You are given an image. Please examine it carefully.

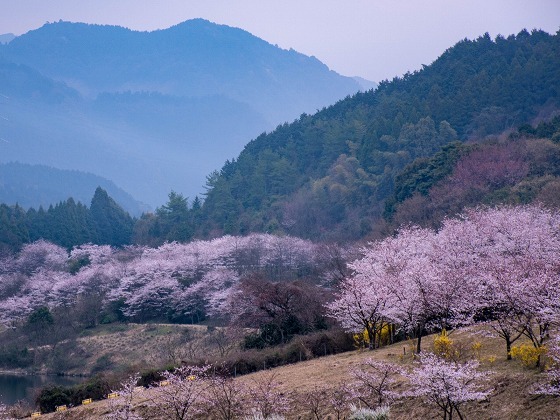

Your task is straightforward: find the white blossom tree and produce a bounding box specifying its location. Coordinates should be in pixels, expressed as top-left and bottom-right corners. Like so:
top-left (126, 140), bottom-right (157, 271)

top-left (247, 372), bottom-right (291, 418)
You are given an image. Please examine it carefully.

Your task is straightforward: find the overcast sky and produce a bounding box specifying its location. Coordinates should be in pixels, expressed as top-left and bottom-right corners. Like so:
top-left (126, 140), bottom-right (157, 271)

top-left (1, 0), bottom-right (559, 81)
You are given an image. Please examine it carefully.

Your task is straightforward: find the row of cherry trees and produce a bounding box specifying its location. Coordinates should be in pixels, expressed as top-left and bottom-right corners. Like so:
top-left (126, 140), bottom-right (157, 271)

top-left (0, 233), bottom-right (336, 328)
top-left (327, 205), bottom-right (560, 359)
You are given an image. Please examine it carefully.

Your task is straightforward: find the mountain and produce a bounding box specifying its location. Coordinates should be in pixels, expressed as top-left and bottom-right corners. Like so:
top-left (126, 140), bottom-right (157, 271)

top-left (0, 162), bottom-right (147, 216)
top-left (0, 20), bottom-right (362, 207)
top-left (1, 19), bottom-right (361, 124)
top-left (196, 30), bottom-right (560, 241)
top-left (0, 33), bottom-right (14, 44)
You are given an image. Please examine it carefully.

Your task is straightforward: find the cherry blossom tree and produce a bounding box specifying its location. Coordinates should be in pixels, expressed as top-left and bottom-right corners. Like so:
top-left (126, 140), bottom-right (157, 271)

top-left (349, 359), bottom-right (402, 408)
top-left (297, 385), bottom-right (331, 420)
top-left (329, 205), bottom-right (560, 359)
top-left (404, 353), bottom-right (492, 420)
top-left (202, 375), bottom-right (248, 419)
top-left (16, 240), bottom-right (68, 275)
top-left (148, 365), bottom-right (211, 420)
top-left (330, 227), bottom-right (439, 353)
top-left (107, 373), bottom-right (143, 420)
top-left (462, 206), bottom-right (560, 362)
top-left (0, 401), bottom-right (12, 419)
top-left (325, 272), bottom-right (391, 350)
top-left (247, 372), bottom-right (291, 418)
top-left (533, 335), bottom-right (560, 396)
top-left (0, 234), bottom-right (356, 331)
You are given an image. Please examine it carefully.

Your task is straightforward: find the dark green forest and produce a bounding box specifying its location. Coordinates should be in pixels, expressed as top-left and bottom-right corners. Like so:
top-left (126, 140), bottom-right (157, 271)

top-left (1, 29), bottom-right (560, 250)
top-left (0, 187), bottom-right (133, 252)
top-left (195, 29), bottom-right (560, 241)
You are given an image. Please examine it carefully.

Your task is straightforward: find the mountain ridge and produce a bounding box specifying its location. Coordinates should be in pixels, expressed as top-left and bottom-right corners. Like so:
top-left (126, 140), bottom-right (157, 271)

top-left (0, 162), bottom-right (148, 216)
top-left (0, 19), bottom-right (361, 123)
top-left (0, 19), bottom-right (363, 207)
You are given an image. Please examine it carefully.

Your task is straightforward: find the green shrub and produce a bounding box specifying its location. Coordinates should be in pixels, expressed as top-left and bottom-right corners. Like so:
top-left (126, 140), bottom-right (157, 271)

top-left (138, 368), bottom-right (165, 387)
top-left (91, 354), bottom-right (114, 374)
top-left (0, 346), bottom-right (33, 368)
top-left (221, 329), bottom-right (354, 376)
top-left (36, 376), bottom-right (113, 413)
top-left (36, 385), bottom-right (72, 413)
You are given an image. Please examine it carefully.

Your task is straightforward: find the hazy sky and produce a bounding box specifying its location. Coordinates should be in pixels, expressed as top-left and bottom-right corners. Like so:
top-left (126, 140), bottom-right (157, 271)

top-left (1, 0), bottom-right (559, 81)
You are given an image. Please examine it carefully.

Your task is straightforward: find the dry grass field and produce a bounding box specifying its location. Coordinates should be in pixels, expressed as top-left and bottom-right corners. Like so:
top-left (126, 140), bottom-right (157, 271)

top-left (46, 322), bottom-right (241, 376)
top-left (31, 325), bottom-right (560, 419)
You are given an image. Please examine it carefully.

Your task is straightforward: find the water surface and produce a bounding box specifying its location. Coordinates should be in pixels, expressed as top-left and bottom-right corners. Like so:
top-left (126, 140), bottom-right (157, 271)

top-left (0, 373), bottom-right (83, 406)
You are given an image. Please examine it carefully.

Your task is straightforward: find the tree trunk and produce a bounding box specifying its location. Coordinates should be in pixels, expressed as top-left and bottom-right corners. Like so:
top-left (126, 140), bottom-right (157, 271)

top-left (416, 326), bottom-right (423, 354)
top-left (368, 328), bottom-right (375, 350)
top-left (506, 337), bottom-right (512, 360)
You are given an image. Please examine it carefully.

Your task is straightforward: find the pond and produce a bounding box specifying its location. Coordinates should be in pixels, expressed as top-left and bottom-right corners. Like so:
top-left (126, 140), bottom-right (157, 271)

top-left (0, 373), bottom-right (84, 406)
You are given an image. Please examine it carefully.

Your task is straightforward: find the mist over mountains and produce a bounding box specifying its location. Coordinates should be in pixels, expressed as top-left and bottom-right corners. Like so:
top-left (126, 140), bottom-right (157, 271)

top-left (0, 19), bottom-right (364, 208)
top-left (0, 162), bottom-right (147, 216)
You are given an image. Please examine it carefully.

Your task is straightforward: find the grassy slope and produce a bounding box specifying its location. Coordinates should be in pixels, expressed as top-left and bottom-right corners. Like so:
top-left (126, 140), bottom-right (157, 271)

top-left (37, 326), bottom-right (559, 419)
top-left (44, 323), bottom-right (235, 376)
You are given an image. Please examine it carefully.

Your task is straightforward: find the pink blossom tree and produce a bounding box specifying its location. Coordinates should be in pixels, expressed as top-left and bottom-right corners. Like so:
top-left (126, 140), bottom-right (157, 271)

top-left (533, 335), bottom-right (560, 396)
top-left (349, 359), bottom-right (402, 408)
top-left (107, 373), bottom-right (143, 420)
top-left (329, 227), bottom-right (439, 353)
top-left (202, 375), bottom-right (248, 419)
top-left (0, 234), bottom-right (337, 329)
top-left (247, 372), bottom-right (291, 418)
top-left (148, 365), bottom-right (211, 420)
top-left (325, 271), bottom-right (391, 350)
top-left (463, 206), bottom-right (560, 362)
top-left (404, 353), bottom-right (492, 420)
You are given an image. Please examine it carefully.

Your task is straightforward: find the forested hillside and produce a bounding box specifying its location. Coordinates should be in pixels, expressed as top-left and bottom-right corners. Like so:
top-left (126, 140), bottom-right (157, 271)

top-left (0, 187), bottom-right (134, 251)
top-left (194, 30), bottom-right (560, 241)
top-left (384, 124), bottom-right (560, 230)
top-left (0, 20), bottom-right (361, 207)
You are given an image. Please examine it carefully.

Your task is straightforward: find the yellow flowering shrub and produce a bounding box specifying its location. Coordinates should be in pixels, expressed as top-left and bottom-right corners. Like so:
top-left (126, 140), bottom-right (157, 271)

top-left (433, 330), bottom-right (460, 360)
top-left (510, 344), bottom-right (547, 367)
top-left (471, 341), bottom-right (482, 359)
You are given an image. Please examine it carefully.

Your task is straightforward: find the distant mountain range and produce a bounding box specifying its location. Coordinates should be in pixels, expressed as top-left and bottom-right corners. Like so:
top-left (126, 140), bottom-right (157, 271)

top-left (0, 162), bottom-right (147, 216)
top-left (0, 20), bottom-right (368, 207)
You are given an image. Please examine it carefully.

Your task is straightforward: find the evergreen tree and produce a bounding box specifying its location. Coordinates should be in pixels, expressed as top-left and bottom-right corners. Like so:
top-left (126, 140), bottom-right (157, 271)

top-left (0, 203), bottom-right (29, 252)
top-left (155, 191), bottom-right (192, 242)
top-left (90, 187), bottom-right (133, 246)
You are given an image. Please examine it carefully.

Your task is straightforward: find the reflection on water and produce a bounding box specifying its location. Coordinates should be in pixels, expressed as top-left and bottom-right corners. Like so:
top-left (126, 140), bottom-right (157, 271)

top-left (0, 374), bottom-right (84, 406)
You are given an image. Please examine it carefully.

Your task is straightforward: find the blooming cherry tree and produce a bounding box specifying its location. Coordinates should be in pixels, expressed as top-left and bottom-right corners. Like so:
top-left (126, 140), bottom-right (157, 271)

top-left (533, 335), bottom-right (560, 396)
top-left (404, 353), bottom-right (492, 420)
top-left (148, 365), bottom-right (211, 420)
top-left (350, 359), bottom-right (402, 408)
top-left (463, 206), bottom-right (560, 361)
